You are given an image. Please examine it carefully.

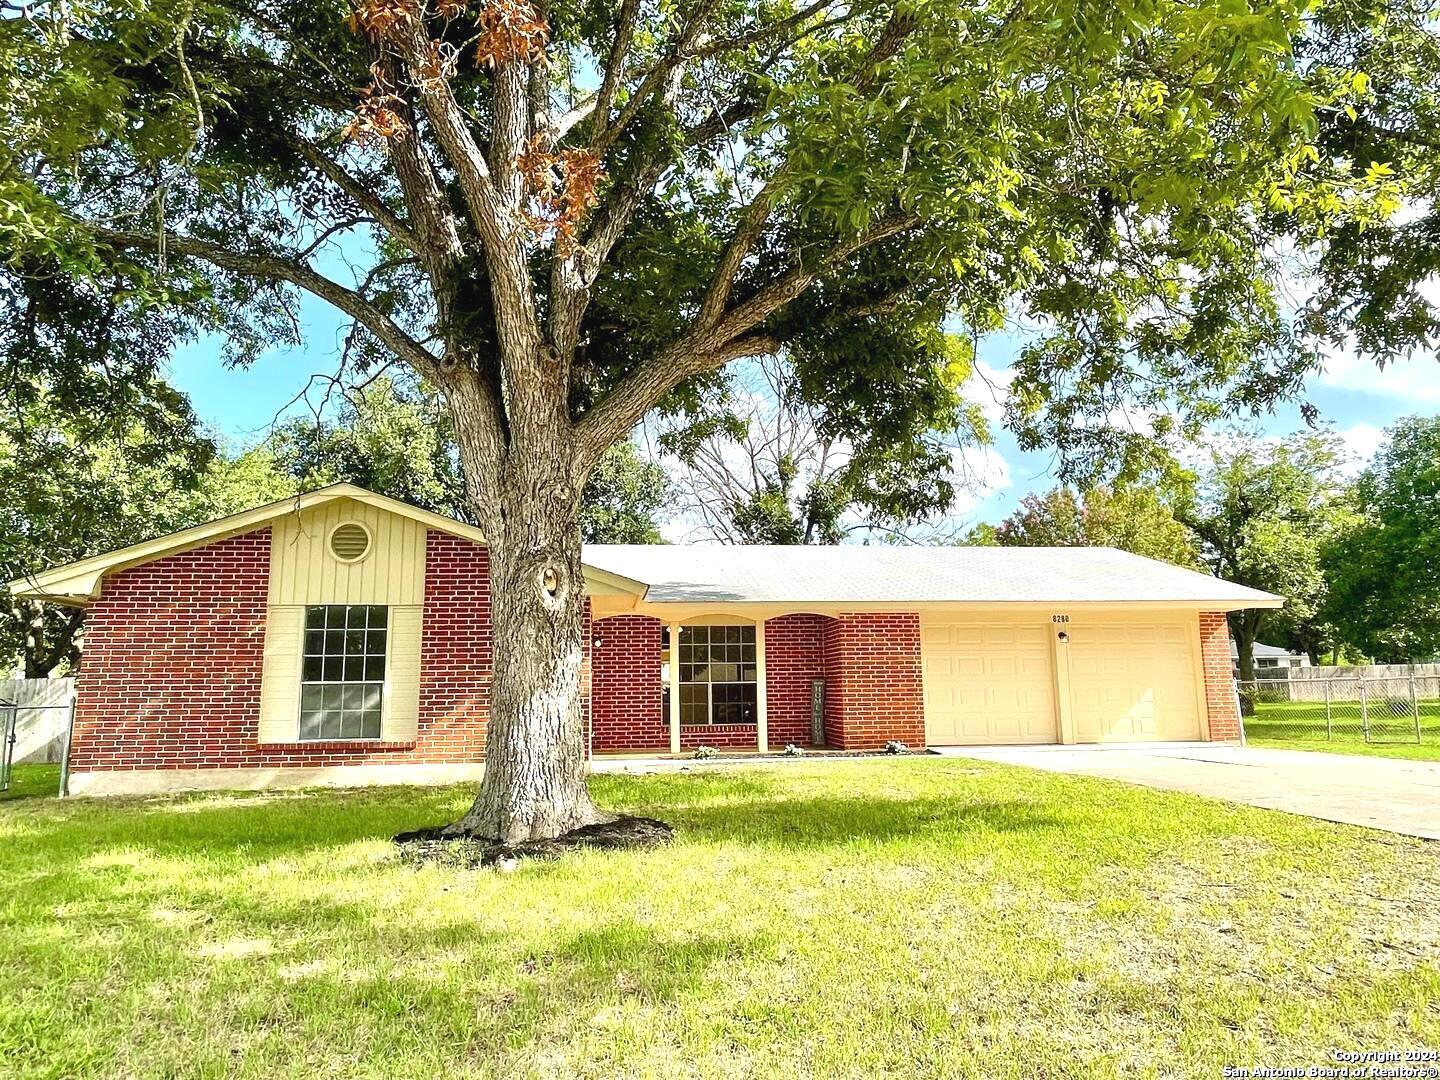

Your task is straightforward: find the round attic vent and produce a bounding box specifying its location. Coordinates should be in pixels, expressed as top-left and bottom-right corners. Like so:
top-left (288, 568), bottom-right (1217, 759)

top-left (329, 522), bottom-right (371, 563)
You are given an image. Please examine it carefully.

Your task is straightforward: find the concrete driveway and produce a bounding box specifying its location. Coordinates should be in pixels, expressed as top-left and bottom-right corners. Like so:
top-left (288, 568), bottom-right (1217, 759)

top-left (933, 743), bottom-right (1440, 840)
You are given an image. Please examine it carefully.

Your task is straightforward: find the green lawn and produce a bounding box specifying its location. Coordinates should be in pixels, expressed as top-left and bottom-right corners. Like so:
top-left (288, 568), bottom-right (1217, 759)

top-left (0, 762), bottom-right (60, 802)
top-left (1245, 698), bottom-right (1440, 761)
top-left (1, 760), bottom-right (1436, 1079)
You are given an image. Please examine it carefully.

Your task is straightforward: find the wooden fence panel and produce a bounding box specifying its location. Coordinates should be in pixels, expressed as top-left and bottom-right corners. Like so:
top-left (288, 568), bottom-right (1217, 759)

top-left (1264, 664), bottom-right (1440, 702)
top-left (0, 678), bottom-right (76, 763)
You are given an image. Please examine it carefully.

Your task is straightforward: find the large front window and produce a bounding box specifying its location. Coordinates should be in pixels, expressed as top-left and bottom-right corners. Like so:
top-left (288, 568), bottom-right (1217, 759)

top-left (300, 605), bottom-right (387, 740)
top-left (678, 624), bottom-right (757, 725)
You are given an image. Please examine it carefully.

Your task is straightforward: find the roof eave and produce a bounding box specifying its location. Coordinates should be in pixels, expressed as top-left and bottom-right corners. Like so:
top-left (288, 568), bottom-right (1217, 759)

top-left (8, 482), bottom-right (650, 604)
top-left (622, 596), bottom-right (1286, 611)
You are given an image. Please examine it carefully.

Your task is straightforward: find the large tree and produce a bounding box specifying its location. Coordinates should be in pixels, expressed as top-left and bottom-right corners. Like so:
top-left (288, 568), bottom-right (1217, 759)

top-left (1176, 429), bottom-right (1354, 679)
top-left (989, 486), bottom-right (1199, 565)
top-left (1323, 415), bottom-right (1440, 662)
top-left (654, 353), bottom-right (982, 543)
top-left (0, 382), bottom-right (221, 677)
top-left (265, 376), bottom-right (669, 538)
top-left (0, 0), bottom-right (1412, 838)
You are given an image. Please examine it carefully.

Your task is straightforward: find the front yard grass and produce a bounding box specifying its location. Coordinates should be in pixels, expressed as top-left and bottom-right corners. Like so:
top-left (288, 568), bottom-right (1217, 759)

top-left (1, 759), bottom-right (1436, 1078)
top-left (1245, 698), bottom-right (1440, 761)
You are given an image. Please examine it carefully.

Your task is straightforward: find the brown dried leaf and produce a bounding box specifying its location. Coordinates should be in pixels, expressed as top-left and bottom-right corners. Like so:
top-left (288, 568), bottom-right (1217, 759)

top-left (516, 134), bottom-right (603, 253)
top-left (474, 0), bottom-right (549, 68)
top-left (344, 71), bottom-right (409, 148)
top-left (347, 0), bottom-right (420, 41)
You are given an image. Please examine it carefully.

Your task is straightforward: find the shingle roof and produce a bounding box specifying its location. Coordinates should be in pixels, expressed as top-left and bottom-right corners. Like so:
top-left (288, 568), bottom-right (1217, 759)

top-left (1229, 641), bottom-right (1300, 658)
top-left (580, 544), bottom-right (1281, 607)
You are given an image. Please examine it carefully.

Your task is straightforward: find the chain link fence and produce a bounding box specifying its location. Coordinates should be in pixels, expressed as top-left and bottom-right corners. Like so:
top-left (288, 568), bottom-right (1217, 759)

top-left (1238, 671), bottom-right (1440, 748)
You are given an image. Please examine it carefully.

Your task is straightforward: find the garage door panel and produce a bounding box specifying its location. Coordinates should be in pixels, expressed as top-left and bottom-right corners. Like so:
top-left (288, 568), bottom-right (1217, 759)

top-left (1068, 621), bottom-right (1200, 742)
top-left (923, 618), bottom-right (1056, 745)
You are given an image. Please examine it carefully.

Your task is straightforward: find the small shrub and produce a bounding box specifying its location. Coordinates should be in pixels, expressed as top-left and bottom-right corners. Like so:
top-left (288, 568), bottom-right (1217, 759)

top-left (693, 745), bottom-right (719, 760)
top-left (782, 743), bottom-right (804, 757)
top-left (883, 740), bottom-right (908, 755)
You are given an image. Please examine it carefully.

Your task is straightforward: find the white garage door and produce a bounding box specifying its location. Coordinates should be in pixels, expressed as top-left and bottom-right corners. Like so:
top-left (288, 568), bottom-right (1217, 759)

top-left (1067, 621), bottom-right (1203, 742)
top-left (922, 619), bottom-right (1057, 745)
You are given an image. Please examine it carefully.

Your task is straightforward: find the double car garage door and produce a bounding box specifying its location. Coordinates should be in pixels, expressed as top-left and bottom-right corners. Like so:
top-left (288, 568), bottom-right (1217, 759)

top-left (922, 615), bottom-right (1205, 745)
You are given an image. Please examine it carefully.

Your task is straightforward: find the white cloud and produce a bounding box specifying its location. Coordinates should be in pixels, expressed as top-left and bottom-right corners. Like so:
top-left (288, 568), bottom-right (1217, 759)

top-left (1337, 422), bottom-right (1385, 476)
top-left (947, 444), bottom-right (1011, 514)
top-left (1315, 350), bottom-right (1440, 404)
top-left (961, 362), bottom-right (1015, 425)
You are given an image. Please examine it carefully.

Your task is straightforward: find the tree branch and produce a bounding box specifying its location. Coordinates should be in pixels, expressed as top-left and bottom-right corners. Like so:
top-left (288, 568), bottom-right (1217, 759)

top-left (691, 0), bottom-right (842, 60)
top-left (575, 333), bottom-right (779, 472)
top-left (574, 211), bottom-right (920, 471)
top-left (692, 8), bottom-right (917, 329)
top-left (90, 226), bottom-right (444, 380)
top-left (552, 95), bottom-right (597, 142)
top-left (491, 60), bottom-right (530, 206)
top-left (711, 212), bottom-right (921, 340)
top-left (589, 0), bottom-right (724, 157)
top-left (697, 166), bottom-right (791, 327)
top-left (589, 0), bottom-right (641, 139)
top-left (398, 30), bottom-right (541, 363)
top-left (294, 139), bottom-right (423, 255)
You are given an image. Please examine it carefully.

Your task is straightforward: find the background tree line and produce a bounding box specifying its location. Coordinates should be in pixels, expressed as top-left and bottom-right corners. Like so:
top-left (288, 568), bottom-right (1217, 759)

top-left (1, 374), bottom-right (670, 678)
top-left (963, 418), bottom-right (1440, 677)
top-left (5, 361), bottom-right (1437, 681)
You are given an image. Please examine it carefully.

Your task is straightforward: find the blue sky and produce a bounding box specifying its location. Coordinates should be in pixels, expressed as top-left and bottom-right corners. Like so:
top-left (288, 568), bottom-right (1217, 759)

top-left (167, 299), bottom-right (1437, 527)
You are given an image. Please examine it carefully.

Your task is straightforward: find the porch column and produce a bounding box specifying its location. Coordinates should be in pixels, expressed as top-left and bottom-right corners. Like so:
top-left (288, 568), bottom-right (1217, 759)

top-left (668, 622), bottom-right (681, 755)
top-left (756, 619), bottom-right (769, 753)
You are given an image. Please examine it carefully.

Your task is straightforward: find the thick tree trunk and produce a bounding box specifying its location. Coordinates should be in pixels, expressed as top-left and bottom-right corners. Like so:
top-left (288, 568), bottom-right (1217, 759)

top-left (21, 602), bottom-right (82, 679)
top-left (1230, 611), bottom-right (1258, 684)
top-left (1229, 610), bottom-right (1260, 717)
top-left (441, 375), bottom-right (612, 843)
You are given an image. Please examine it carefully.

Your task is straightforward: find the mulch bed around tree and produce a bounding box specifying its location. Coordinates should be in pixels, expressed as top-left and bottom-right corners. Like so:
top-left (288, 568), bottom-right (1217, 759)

top-left (393, 816), bottom-right (674, 869)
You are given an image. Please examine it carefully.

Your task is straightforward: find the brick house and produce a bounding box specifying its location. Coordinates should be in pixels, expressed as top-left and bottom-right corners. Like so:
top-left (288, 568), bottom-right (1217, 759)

top-left (9, 485), bottom-right (1279, 796)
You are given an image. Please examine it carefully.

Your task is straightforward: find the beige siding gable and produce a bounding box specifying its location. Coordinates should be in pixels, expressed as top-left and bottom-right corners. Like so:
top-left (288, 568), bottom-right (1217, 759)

top-left (268, 497), bottom-right (426, 606)
top-left (260, 498), bottom-right (430, 744)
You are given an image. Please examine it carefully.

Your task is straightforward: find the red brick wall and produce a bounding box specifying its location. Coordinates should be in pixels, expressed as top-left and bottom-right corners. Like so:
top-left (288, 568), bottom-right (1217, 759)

top-left (764, 614), bottom-right (825, 747)
top-left (414, 531), bottom-right (492, 760)
top-left (1199, 611), bottom-right (1241, 741)
top-left (590, 615), bottom-right (666, 751)
top-left (821, 613), bottom-right (925, 750)
top-left (680, 724), bottom-right (757, 750)
top-left (70, 527), bottom-right (499, 774)
top-left (70, 532), bottom-right (273, 772)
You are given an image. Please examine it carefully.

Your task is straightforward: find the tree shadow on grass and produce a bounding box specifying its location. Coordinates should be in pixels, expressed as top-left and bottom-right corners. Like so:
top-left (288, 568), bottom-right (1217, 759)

top-left (235, 917), bottom-right (777, 1065)
top-left (0, 787), bottom-right (474, 882)
top-left (668, 793), bottom-right (1065, 849)
top-left (7, 764), bottom-right (1058, 873)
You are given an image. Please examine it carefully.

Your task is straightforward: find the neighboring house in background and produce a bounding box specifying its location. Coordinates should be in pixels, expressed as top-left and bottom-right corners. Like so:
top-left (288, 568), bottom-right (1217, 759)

top-left (8, 485), bottom-right (1280, 796)
top-left (1230, 640), bottom-right (1310, 676)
